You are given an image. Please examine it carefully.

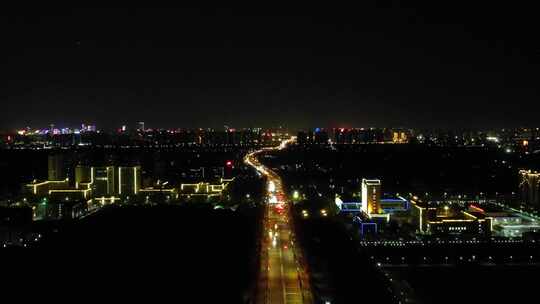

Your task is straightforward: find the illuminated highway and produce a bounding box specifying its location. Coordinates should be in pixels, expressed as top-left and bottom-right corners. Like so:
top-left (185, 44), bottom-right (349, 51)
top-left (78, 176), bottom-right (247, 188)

top-left (245, 138), bottom-right (312, 304)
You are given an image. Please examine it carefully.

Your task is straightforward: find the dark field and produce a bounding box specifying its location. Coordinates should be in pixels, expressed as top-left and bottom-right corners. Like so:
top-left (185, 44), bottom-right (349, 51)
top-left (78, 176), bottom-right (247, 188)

top-left (1, 204), bottom-right (260, 303)
top-left (295, 217), bottom-right (394, 304)
top-left (390, 265), bottom-right (540, 304)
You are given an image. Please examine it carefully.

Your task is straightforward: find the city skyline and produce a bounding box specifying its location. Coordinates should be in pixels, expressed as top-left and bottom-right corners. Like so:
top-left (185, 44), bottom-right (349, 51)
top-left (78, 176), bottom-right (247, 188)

top-left (3, 122), bottom-right (540, 133)
top-left (2, 5), bottom-right (540, 304)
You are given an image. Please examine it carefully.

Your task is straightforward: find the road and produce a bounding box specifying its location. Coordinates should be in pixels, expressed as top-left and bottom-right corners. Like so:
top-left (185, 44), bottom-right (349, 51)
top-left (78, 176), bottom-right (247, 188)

top-left (245, 138), bottom-right (312, 304)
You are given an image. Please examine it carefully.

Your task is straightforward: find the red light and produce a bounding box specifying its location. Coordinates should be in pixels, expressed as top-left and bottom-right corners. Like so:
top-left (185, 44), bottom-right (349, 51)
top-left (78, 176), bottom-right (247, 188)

top-left (469, 205), bottom-right (485, 213)
top-left (226, 161), bottom-right (233, 166)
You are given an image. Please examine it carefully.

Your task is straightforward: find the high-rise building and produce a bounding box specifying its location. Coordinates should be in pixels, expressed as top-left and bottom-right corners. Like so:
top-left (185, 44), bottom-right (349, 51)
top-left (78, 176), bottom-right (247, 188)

top-left (362, 179), bottom-right (382, 214)
top-left (334, 128), bottom-right (358, 144)
top-left (297, 131), bottom-right (308, 144)
top-left (118, 166), bottom-right (141, 196)
top-left (75, 165), bottom-right (92, 188)
top-left (314, 128), bottom-right (328, 144)
top-left (93, 166), bottom-right (116, 197)
top-left (391, 129), bottom-right (409, 143)
top-left (75, 165), bottom-right (141, 196)
top-left (48, 154), bottom-right (65, 181)
top-left (520, 170), bottom-right (540, 209)
top-left (207, 166), bottom-right (224, 179)
top-left (138, 122), bottom-right (145, 132)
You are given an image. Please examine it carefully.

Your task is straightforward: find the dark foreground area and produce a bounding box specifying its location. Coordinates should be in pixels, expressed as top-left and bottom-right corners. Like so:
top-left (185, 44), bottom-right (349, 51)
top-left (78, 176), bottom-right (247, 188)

top-left (391, 264), bottom-right (540, 304)
top-left (295, 217), bottom-right (394, 304)
top-left (1, 204), bottom-right (260, 303)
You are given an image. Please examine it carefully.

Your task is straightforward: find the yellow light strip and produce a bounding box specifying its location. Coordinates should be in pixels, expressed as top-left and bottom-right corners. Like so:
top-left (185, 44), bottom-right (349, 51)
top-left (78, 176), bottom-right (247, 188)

top-left (27, 178), bottom-right (69, 194)
top-left (118, 167), bottom-right (122, 195)
top-left (428, 219), bottom-right (475, 223)
top-left (49, 189), bottom-right (91, 199)
top-left (49, 189), bottom-right (90, 193)
top-left (139, 188), bottom-right (176, 193)
top-left (462, 211), bottom-right (478, 220)
top-left (134, 167), bottom-right (138, 194)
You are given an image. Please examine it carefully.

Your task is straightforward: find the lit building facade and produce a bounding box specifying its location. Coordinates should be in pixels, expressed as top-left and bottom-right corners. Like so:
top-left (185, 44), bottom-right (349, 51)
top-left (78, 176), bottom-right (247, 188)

top-left (380, 197), bottom-right (409, 212)
top-left (426, 209), bottom-right (492, 236)
top-left (118, 166), bottom-right (141, 196)
top-left (75, 165), bottom-right (92, 188)
top-left (362, 179), bottom-right (382, 214)
top-left (392, 130), bottom-right (409, 143)
top-left (93, 166), bottom-right (116, 197)
top-left (23, 160), bottom-right (233, 220)
top-left (409, 199), bottom-right (492, 236)
top-left (76, 165), bottom-right (141, 196)
top-left (520, 170), bottom-right (540, 209)
top-left (26, 179), bottom-right (70, 196)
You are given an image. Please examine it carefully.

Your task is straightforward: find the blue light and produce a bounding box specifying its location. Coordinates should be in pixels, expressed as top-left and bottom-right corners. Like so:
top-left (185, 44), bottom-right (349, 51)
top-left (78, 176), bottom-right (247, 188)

top-left (339, 202), bottom-right (362, 212)
top-left (360, 222), bottom-right (378, 235)
top-left (380, 197), bottom-right (409, 212)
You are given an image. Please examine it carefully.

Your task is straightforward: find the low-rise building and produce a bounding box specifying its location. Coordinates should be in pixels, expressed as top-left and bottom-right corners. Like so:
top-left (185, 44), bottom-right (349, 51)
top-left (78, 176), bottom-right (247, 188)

top-left (410, 200), bottom-right (492, 236)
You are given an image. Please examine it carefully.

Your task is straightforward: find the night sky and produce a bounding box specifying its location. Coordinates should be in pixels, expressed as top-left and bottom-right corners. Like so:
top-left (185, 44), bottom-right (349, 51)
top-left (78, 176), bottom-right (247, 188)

top-left (1, 4), bottom-right (539, 130)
